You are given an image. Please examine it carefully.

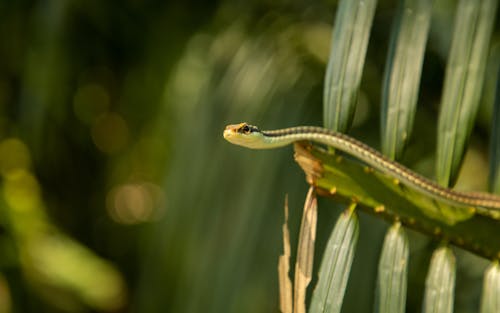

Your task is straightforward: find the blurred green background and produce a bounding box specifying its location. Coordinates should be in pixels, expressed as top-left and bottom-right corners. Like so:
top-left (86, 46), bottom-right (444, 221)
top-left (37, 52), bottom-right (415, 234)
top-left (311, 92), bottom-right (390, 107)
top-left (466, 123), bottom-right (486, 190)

top-left (0, 0), bottom-right (498, 312)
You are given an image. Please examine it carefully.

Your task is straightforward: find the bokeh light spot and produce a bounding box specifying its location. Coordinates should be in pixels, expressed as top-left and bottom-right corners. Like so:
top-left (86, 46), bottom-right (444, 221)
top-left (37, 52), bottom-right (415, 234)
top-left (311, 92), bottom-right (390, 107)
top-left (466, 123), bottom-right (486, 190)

top-left (23, 236), bottom-right (125, 311)
top-left (91, 113), bottom-right (129, 154)
top-left (3, 169), bottom-right (41, 212)
top-left (107, 182), bottom-right (165, 224)
top-left (0, 138), bottom-right (31, 177)
top-left (0, 275), bottom-right (11, 313)
top-left (301, 23), bottom-right (331, 63)
top-left (73, 83), bottom-right (110, 124)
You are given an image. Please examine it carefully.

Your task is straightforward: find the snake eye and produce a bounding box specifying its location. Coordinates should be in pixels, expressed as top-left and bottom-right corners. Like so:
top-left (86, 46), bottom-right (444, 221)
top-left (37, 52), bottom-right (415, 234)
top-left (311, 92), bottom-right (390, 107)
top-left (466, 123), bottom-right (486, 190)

top-left (241, 125), bottom-right (251, 134)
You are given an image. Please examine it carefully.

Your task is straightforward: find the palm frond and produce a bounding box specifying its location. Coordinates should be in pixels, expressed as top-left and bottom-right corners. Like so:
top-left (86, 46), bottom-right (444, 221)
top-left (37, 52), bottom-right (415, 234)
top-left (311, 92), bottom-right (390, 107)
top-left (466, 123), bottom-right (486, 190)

top-left (381, 0), bottom-right (432, 160)
top-left (323, 0), bottom-right (377, 132)
top-left (436, 0), bottom-right (498, 186)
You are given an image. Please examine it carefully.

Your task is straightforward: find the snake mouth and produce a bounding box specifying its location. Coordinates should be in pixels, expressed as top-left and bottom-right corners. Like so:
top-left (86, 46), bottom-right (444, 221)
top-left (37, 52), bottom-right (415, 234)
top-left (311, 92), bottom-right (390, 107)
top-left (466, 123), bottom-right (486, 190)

top-left (223, 123), bottom-right (241, 139)
top-left (223, 123), bottom-right (248, 139)
top-left (223, 128), bottom-right (234, 139)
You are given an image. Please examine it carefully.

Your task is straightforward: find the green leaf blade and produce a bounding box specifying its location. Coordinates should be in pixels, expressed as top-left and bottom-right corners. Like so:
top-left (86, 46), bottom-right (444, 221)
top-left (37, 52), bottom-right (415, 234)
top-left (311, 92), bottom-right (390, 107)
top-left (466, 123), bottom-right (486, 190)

top-left (436, 0), bottom-right (498, 187)
top-left (381, 0), bottom-right (433, 160)
top-left (423, 246), bottom-right (456, 313)
top-left (375, 222), bottom-right (409, 313)
top-left (480, 261), bottom-right (500, 313)
top-left (309, 204), bottom-right (359, 313)
top-left (323, 0), bottom-right (378, 132)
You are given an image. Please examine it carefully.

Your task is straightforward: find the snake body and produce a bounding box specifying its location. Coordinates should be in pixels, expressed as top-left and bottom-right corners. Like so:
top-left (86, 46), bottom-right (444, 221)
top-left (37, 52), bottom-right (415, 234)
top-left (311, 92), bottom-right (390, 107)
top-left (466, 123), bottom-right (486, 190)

top-left (223, 122), bottom-right (500, 210)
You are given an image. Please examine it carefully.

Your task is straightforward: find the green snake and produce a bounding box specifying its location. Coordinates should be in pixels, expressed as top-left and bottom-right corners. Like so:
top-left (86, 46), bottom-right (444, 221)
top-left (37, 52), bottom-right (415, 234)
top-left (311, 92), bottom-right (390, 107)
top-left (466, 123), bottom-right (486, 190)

top-left (223, 122), bottom-right (500, 211)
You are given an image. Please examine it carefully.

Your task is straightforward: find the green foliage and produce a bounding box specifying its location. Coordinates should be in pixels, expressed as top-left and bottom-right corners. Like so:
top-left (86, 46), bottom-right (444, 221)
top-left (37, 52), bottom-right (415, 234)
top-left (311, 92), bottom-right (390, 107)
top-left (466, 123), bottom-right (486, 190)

top-left (323, 0), bottom-right (377, 132)
top-left (311, 0), bottom-right (500, 312)
top-left (436, 0), bottom-right (498, 187)
top-left (423, 246), bottom-right (456, 313)
top-left (309, 204), bottom-right (358, 313)
top-left (381, 0), bottom-right (432, 160)
top-left (375, 223), bottom-right (408, 313)
top-left (481, 262), bottom-right (500, 313)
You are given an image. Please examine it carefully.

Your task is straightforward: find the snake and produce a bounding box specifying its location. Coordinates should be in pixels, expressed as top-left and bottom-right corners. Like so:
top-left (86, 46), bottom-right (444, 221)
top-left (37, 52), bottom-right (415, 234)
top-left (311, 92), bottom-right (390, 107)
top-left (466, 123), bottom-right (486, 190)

top-left (223, 122), bottom-right (500, 211)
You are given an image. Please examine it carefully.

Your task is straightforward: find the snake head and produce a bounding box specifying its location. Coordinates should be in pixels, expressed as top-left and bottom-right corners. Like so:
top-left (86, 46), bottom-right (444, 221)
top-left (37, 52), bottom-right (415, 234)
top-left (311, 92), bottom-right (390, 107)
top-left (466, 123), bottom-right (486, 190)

top-left (223, 123), bottom-right (263, 149)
